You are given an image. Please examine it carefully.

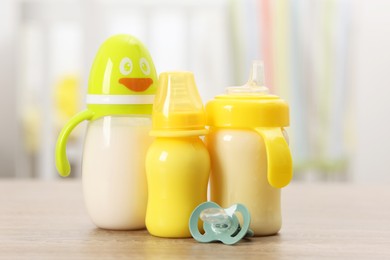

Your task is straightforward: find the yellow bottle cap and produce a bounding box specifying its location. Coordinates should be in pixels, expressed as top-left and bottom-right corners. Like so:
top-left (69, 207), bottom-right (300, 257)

top-left (206, 61), bottom-right (289, 128)
top-left (206, 95), bottom-right (289, 128)
top-left (150, 71), bottom-right (207, 137)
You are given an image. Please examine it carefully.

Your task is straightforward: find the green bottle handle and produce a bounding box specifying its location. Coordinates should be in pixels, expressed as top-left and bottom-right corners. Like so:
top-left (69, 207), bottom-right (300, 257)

top-left (55, 109), bottom-right (94, 177)
top-left (254, 127), bottom-right (293, 188)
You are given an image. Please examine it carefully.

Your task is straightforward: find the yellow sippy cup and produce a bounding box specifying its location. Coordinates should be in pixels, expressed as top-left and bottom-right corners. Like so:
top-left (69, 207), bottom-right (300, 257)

top-left (145, 72), bottom-right (210, 238)
top-left (206, 60), bottom-right (293, 236)
top-left (55, 34), bottom-right (157, 230)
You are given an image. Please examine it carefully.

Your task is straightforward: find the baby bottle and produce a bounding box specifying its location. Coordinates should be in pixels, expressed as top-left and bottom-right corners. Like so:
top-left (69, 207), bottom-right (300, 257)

top-left (55, 35), bottom-right (157, 230)
top-left (145, 72), bottom-right (210, 238)
top-left (206, 61), bottom-right (293, 236)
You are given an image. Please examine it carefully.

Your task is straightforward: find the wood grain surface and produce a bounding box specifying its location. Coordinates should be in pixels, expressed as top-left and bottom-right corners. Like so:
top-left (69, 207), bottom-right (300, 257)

top-left (0, 180), bottom-right (389, 259)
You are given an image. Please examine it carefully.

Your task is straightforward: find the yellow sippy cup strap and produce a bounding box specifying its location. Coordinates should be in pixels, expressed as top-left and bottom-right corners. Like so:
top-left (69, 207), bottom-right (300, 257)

top-left (55, 109), bottom-right (94, 177)
top-left (254, 127), bottom-right (293, 188)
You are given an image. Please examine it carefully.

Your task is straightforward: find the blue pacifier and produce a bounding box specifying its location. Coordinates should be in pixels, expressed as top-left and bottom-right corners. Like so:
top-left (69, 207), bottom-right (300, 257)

top-left (189, 201), bottom-right (254, 245)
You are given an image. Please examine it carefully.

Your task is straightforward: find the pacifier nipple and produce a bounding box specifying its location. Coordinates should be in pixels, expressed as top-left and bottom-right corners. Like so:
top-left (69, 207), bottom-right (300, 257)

top-left (226, 60), bottom-right (269, 95)
top-left (189, 202), bottom-right (254, 245)
top-left (200, 207), bottom-right (232, 233)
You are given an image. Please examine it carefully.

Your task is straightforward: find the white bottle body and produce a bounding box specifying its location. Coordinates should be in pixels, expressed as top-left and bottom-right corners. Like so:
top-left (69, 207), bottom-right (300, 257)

top-left (82, 115), bottom-right (153, 230)
top-left (207, 128), bottom-right (282, 236)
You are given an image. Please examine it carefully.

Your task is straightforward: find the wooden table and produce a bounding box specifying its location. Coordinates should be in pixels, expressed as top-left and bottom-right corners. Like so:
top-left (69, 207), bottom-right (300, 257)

top-left (0, 180), bottom-right (389, 259)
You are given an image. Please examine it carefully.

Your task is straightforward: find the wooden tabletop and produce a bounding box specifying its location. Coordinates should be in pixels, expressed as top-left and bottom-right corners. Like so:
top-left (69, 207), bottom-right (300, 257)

top-left (0, 180), bottom-right (389, 259)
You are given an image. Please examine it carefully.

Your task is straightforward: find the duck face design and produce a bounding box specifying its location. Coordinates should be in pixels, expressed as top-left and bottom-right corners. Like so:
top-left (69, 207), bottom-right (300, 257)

top-left (88, 35), bottom-right (157, 96)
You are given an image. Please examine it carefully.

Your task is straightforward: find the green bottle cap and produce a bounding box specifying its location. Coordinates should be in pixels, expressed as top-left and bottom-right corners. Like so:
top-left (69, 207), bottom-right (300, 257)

top-left (86, 34), bottom-right (158, 119)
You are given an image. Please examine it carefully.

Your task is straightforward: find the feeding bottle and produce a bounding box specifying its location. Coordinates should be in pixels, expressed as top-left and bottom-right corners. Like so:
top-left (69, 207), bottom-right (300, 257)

top-left (145, 72), bottom-right (210, 238)
top-left (55, 34), bottom-right (157, 230)
top-left (206, 61), bottom-right (293, 236)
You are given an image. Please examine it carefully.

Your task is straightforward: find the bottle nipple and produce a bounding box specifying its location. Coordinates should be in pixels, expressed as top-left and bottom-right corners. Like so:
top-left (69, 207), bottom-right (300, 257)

top-left (189, 202), bottom-right (254, 245)
top-left (226, 60), bottom-right (269, 95)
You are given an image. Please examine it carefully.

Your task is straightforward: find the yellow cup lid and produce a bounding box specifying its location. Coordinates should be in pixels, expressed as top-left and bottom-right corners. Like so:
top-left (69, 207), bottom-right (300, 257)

top-left (207, 95), bottom-right (289, 128)
top-left (206, 61), bottom-right (289, 128)
top-left (151, 71), bottom-right (207, 137)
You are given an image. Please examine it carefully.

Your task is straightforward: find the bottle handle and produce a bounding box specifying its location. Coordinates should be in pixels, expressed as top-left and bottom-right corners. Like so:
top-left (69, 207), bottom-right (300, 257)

top-left (55, 109), bottom-right (94, 177)
top-left (254, 127), bottom-right (293, 188)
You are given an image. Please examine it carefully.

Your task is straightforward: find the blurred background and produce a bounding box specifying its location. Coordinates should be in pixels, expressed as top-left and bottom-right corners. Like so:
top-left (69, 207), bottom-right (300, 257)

top-left (0, 0), bottom-right (389, 182)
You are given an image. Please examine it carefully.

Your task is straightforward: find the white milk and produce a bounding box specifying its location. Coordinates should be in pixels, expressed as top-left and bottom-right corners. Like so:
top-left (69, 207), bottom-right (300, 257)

top-left (82, 116), bottom-right (153, 230)
top-left (208, 129), bottom-right (282, 236)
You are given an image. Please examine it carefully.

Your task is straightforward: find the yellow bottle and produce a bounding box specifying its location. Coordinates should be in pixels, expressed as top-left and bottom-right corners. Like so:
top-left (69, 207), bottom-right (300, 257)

top-left (145, 72), bottom-right (210, 238)
top-left (206, 61), bottom-right (293, 236)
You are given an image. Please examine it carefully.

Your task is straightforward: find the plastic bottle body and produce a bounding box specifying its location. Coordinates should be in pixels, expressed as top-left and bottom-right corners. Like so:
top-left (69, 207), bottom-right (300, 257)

top-left (82, 115), bottom-right (153, 230)
top-left (145, 136), bottom-right (210, 238)
top-left (207, 128), bottom-right (282, 236)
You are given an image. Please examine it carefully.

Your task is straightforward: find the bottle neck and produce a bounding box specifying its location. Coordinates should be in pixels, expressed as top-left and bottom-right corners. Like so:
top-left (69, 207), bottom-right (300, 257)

top-left (87, 104), bottom-right (152, 120)
top-left (154, 135), bottom-right (203, 141)
top-left (150, 128), bottom-right (208, 137)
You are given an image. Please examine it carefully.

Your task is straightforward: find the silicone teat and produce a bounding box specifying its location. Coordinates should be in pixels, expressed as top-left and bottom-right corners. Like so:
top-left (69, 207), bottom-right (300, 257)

top-left (200, 207), bottom-right (232, 233)
top-left (189, 202), bottom-right (254, 245)
top-left (226, 60), bottom-right (269, 95)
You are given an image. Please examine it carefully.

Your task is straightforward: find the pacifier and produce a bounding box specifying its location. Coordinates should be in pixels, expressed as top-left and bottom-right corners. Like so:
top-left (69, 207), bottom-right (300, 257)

top-left (189, 202), bottom-right (254, 245)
